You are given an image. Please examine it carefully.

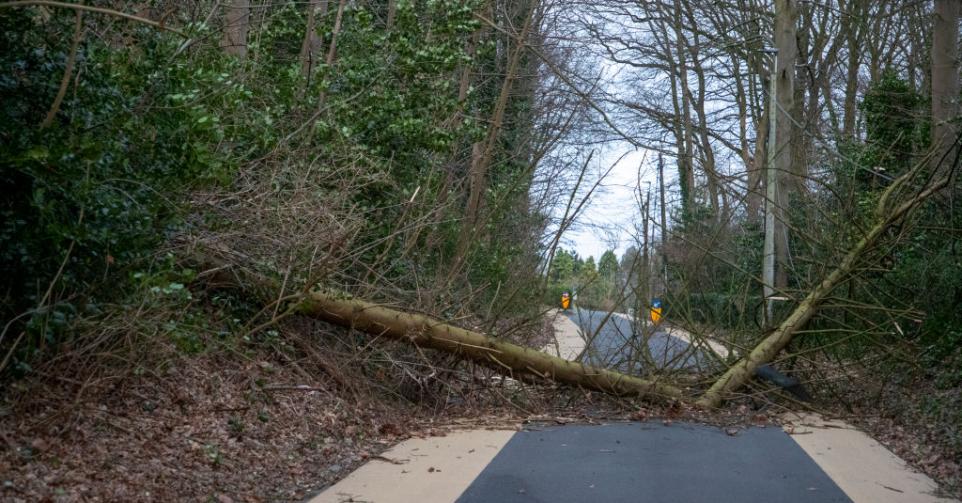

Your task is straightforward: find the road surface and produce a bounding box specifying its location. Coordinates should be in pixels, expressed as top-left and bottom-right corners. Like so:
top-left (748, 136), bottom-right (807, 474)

top-left (562, 307), bottom-right (709, 372)
top-left (458, 422), bottom-right (849, 503)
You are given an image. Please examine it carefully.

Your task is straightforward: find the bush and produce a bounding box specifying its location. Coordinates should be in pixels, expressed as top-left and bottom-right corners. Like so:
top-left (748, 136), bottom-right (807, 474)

top-left (0, 9), bottom-right (237, 365)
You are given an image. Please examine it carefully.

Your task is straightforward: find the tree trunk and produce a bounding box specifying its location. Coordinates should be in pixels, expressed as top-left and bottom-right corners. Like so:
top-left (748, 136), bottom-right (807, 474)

top-left (773, 0), bottom-right (798, 291)
top-left (931, 0), bottom-right (960, 172)
top-left (188, 244), bottom-right (684, 401)
top-left (734, 55), bottom-right (763, 221)
top-left (454, 0), bottom-right (536, 265)
top-left (307, 0), bottom-right (347, 135)
top-left (295, 292), bottom-right (683, 400)
top-left (221, 0), bottom-right (250, 59)
top-left (325, 0), bottom-right (348, 67)
top-left (299, 0), bottom-right (327, 80)
top-left (841, 0), bottom-right (863, 140)
top-left (386, 0), bottom-right (397, 30)
top-left (749, 93), bottom-right (769, 220)
top-left (658, 154), bottom-right (669, 296)
top-left (680, 2), bottom-right (725, 219)
top-left (791, 0), bottom-right (811, 184)
top-left (672, 0), bottom-right (696, 220)
top-left (692, 51), bottom-right (723, 219)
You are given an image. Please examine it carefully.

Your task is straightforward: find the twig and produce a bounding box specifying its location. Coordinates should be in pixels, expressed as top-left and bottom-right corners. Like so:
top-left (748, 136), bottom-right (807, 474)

top-left (262, 385), bottom-right (327, 392)
top-left (370, 455), bottom-right (408, 465)
top-left (40, 8), bottom-right (83, 129)
top-left (0, 1), bottom-right (186, 37)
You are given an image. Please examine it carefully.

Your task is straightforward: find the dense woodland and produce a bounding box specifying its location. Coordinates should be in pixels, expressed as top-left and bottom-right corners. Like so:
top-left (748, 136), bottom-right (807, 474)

top-left (1, 0), bottom-right (962, 500)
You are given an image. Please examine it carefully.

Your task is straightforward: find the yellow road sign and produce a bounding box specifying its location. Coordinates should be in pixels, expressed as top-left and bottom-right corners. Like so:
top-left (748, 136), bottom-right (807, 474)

top-left (650, 298), bottom-right (663, 323)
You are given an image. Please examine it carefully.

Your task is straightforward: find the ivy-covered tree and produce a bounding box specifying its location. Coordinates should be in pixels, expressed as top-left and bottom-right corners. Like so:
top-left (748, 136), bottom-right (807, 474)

top-left (860, 70), bottom-right (924, 186)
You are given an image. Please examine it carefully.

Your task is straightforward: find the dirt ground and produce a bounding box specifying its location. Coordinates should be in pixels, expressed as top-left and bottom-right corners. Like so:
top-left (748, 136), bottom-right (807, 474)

top-left (0, 352), bottom-right (422, 501)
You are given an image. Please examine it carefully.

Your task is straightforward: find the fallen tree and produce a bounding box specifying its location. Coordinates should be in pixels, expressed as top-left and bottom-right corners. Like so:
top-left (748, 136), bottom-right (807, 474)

top-left (188, 246), bottom-right (690, 402)
top-left (294, 290), bottom-right (684, 401)
top-left (697, 154), bottom-right (955, 408)
top-left (192, 250), bottom-right (684, 401)
top-left (191, 148), bottom-right (952, 409)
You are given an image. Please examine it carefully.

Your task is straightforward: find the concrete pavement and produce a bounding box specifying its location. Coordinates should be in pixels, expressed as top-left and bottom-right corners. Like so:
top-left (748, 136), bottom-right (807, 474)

top-left (545, 309), bottom-right (586, 360)
top-left (308, 429), bottom-right (515, 503)
top-left (783, 413), bottom-right (953, 503)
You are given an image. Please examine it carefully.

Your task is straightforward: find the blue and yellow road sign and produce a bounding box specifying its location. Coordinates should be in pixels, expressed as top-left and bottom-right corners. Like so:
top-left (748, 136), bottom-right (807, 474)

top-left (650, 298), bottom-right (663, 324)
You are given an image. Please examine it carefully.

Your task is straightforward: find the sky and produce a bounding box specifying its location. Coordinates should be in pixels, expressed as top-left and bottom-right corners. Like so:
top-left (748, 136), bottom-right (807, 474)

top-left (563, 145), bottom-right (670, 261)
top-left (547, 12), bottom-right (681, 264)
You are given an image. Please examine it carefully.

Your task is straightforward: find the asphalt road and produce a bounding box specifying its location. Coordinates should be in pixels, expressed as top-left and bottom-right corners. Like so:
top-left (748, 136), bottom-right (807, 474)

top-left (456, 422), bottom-right (852, 503)
top-left (563, 307), bottom-right (705, 372)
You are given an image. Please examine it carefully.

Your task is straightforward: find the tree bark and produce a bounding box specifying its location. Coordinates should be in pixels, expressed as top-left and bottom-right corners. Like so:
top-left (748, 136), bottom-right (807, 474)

top-left (672, 0), bottom-right (696, 219)
top-left (386, 0), bottom-right (397, 30)
top-left (307, 0), bottom-right (347, 135)
top-left (295, 292), bottom-right (683, 400)
top-left (841, 0), bottom-right (864, 140)
top-left (680, 2), bottom-right (725, 219)
top-left (931, 0), bottom-right (960, 172)
top-left (299, 0), bottom-right (327, 81)
top-left (40, 10), bottom-right (82, 129)
top-left (454, 0), bottom-right (536, 264)
top-left (325, 0), bottom-right (347, 68)
top-left (733, 54), bottom-right (763, 221)
top-left (773, 0), bottom-right (798, 291)
top-left (221, 0), bottom-right (250, 59)
top-left (189, 244), bottom-right (683, 402)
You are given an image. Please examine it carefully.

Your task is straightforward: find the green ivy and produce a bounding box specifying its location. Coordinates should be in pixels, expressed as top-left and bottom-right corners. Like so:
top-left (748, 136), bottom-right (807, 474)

top-left (0, 9), bottom-right (242, 361)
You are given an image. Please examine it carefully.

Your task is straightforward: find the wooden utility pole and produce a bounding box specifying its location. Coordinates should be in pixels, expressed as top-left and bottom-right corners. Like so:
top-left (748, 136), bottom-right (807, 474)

top-left (700, 161), bottom-right (952, 407)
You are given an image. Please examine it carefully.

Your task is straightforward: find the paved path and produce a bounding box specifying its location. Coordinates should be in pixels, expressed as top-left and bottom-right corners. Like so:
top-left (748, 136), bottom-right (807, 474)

top-left (458, 422), bottom-right (849, 503)
top-left (561, 307), bottom-right (709, 371)
top-left (309, 429), bottom-right (513, 503)
top-left (545, 309), bottom-right (586, 360)
top-left (311, 418), bottom-right (956, 503)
